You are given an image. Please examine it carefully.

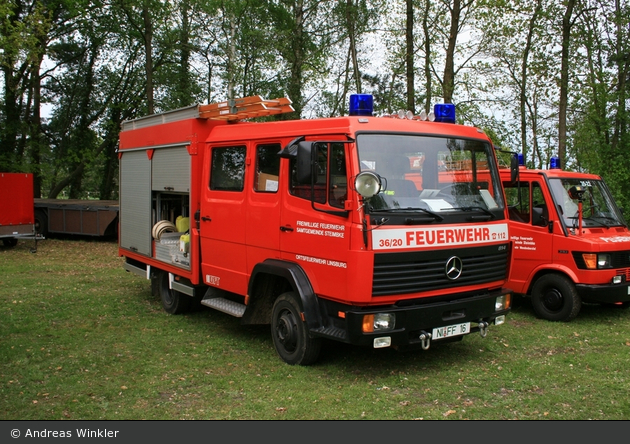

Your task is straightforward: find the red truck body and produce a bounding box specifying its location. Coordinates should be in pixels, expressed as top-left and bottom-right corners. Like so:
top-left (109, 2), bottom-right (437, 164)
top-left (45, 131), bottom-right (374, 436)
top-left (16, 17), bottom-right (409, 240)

top-left (0, 172), bottom-right (36, 247)
top-left (118, 95), bottom-right (513, 365)
top-left (501, 163), bottom-right (630, 321)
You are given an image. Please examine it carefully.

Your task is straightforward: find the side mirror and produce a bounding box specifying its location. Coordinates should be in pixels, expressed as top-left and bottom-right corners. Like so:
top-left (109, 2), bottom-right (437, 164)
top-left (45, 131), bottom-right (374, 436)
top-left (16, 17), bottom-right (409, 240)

top-left (510, 154), bottom-right (519, 183)
top-left (532, 206), bottom-right (551, 232)
top-left (532, 207), bottom-right (544, 226)
top-left (296, 141), bottom-right (315, 184)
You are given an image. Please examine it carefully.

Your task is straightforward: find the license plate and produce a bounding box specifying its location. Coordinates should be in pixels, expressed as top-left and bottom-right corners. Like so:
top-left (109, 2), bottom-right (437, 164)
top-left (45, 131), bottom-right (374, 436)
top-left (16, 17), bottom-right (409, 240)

top-left (432, 322), bottom-right (470, 340)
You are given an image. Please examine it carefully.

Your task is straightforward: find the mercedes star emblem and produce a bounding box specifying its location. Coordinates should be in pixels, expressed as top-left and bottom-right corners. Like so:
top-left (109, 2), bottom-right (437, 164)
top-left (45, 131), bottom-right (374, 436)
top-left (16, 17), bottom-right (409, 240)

top-left (445, 256), bottom-right (463, 280)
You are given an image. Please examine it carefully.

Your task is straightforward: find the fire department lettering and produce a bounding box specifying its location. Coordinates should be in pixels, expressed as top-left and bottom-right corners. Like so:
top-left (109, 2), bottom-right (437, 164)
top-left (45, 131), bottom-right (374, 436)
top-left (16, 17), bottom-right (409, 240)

top-left (372, 223), bottom-right (509, 250)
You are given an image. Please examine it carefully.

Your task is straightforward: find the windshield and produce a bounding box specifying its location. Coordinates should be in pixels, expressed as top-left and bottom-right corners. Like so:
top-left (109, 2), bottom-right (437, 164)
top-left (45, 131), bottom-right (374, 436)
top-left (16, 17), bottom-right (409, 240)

top-left (357, 134), bottom-right (505, 216)
top-left (548, 178), bottom-right (626, 228)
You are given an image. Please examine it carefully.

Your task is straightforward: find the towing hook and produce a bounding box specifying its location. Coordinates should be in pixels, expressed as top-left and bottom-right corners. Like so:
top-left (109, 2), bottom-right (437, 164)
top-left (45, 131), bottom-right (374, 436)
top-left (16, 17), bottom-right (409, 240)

top-left (478, 321), bottom-right (489, 338)
top-left (419, 331), bottom-right (432, 350)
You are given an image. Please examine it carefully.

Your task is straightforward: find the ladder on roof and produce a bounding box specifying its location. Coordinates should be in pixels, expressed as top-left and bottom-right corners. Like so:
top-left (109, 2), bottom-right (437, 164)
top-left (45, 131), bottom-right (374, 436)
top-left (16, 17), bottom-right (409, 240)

top-left (198, 95), bottom-right (294, 121)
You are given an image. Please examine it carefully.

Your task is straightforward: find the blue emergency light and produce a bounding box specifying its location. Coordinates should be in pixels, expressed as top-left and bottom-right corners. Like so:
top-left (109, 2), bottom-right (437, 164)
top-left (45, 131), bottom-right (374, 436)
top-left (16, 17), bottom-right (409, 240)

top-left (518, 153), bottom-right (524, 166)
top-left (434, 103), bottom-right (456, 123)
top-left (550, 154), bottom-right (561, 169)
top-left (349, 94), bottom-right (373, 116)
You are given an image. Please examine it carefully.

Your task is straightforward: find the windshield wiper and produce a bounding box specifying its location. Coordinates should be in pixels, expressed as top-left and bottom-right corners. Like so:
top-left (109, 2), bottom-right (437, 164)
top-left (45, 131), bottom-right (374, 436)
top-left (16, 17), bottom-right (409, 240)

top-left (370, 207), bottom-right (444, 221)
top-left (584, 215), bottom-right (620, 228)
top-left (449, 206), bottom-right (496, 220)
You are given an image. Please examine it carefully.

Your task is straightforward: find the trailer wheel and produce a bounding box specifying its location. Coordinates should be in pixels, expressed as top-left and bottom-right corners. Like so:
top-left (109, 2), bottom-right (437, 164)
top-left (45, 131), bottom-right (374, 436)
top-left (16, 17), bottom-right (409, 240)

top-left (34, 210), bottom-right (48, 237)
top-left (531, 274), bottom-right (581, 322)
top-left (158, 272), bottom-right (190, 314)
top-left (271, 292), bottom-right (321, 366)
top-left (2, 238), bottom-right (18, 247)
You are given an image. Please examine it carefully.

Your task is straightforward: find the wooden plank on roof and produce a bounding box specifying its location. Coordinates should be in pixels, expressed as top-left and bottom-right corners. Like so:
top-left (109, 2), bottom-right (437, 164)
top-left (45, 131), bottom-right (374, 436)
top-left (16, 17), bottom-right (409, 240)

top-left (197, 96), bottom-right (294, 121)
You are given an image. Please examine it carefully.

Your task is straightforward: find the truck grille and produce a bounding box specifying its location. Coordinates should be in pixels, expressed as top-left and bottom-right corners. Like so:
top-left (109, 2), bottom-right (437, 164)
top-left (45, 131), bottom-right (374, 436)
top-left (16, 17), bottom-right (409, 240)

top-left (372, 244), bottom-right (509, 296)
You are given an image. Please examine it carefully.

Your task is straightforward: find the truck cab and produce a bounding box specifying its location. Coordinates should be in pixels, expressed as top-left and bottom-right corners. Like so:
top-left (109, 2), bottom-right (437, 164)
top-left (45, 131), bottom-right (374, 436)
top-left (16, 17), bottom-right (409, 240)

top-left (501, 160), bottom-right (630, 321)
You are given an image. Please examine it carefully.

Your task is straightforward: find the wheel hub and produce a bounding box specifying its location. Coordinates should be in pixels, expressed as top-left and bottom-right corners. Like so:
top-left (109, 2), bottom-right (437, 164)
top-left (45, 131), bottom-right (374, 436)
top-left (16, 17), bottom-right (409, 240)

top-left (542, 288), bottom-right (564, 312)
top-left (276, 311), bottom-right (298, 353)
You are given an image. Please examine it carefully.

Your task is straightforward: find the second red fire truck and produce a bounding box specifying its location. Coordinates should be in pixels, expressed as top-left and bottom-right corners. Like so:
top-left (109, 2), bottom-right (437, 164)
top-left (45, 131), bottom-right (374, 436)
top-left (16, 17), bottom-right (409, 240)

top-left (501, 158), bottom-right (630, 321)
top-left (118, 94), bottom-right (514, 365)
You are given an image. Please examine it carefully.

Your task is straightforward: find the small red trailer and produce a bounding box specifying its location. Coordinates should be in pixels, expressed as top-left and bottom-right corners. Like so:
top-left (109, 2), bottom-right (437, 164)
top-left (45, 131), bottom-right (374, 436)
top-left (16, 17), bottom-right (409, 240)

top-left (0, 172), bottom-right (38, 248)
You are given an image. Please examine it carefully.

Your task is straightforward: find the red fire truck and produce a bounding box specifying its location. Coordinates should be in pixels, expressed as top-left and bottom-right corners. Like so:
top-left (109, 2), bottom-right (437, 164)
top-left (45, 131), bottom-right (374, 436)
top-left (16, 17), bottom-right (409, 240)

top-left (118, 94), bottom-right (513, 365)
top-left (501, 159), bottom-right (630, 321)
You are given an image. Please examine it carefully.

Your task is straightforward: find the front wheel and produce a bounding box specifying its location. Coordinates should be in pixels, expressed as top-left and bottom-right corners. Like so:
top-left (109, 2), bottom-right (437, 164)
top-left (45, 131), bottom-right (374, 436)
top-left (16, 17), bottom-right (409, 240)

top-left (158, 271), bottom-right (191, 314)
top-left (531, 274), bottom-right (581, 321)
top-left (271, 292), bottom-right (321, 365)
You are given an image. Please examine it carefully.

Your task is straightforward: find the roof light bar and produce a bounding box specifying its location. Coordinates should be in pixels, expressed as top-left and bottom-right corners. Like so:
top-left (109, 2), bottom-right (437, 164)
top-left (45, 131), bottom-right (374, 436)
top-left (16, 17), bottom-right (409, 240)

top-left (434, 103), bottom-right (456, 123)
top-left (349, 94), bottom-right (373, 116)
top-left (550, 154), bottom-right (561, 169)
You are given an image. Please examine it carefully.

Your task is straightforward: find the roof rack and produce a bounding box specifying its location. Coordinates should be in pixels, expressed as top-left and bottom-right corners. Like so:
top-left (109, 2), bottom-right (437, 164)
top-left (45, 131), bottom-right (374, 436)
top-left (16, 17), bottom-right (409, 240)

top-left (121, 96), bottom-right (295, 131)
top-left (198, 95), bottom-right (294, 121)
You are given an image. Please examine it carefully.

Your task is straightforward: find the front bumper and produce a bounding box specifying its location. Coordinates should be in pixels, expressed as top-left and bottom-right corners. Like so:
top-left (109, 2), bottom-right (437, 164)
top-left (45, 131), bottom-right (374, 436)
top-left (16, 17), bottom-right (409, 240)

top-left (576, 282), bottom-right (630, 304)
top-left (314, 288), bottom-right (511, 350)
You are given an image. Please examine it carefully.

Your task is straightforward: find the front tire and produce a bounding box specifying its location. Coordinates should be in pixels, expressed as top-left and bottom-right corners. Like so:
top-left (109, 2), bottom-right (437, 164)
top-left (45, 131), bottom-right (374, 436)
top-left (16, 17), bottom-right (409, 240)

top-left (158, 271), bottom-right (191, 314)
top-left (271, 292), bottom-right (321, 365)
top-left (531, 273), bottom-right (581, 321)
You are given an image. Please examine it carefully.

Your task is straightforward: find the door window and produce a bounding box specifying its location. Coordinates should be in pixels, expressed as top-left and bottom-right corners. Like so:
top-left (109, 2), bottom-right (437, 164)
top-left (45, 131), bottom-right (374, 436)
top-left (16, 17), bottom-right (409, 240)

top-left (254, 144), bottom-right (281, 193)
top-left (210, 146), bottom-right (246, 191)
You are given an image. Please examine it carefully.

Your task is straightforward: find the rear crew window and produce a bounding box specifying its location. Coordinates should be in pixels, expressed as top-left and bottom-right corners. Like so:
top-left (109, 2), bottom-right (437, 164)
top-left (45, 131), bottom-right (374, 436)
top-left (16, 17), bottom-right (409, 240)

top-left (210, 146), bottom-right (246, 191)
top-left (255, 143), bottom-right (281, 192)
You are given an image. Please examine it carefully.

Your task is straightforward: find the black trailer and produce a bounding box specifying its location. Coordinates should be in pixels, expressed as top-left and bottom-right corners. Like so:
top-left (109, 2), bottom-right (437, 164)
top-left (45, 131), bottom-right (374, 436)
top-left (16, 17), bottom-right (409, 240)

top-left (34, 199), bottom-right (119, 237)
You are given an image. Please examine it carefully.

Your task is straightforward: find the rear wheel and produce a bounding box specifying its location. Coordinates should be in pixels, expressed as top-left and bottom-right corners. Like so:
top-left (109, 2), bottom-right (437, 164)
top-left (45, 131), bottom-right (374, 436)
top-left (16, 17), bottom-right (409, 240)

top-left (531, 274), bottom-right (581, 321)
top-left (34, 210), bottom-right (48, 237)
top-left (271, 292), bottom-right (321, 365)
top-left (158, 271), bottom-right (191, 314)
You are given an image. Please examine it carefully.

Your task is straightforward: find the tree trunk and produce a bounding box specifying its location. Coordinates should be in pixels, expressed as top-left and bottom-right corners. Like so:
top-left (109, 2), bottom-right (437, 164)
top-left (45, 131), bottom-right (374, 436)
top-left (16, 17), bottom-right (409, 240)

top-left (346, 0), bottom-right (362, 93)
top-left (406, 0), bottom-right (415, 112)
top-left (558, 0), bottom-right (575, 165)
top-left (443, 0), bottom-right (461, 104)
top-left (142, 1), bottom-right (154, 114)
top-left (520, 0), bottom-right (542, 164)
top-left (422, 0), bottom-right (432, 113)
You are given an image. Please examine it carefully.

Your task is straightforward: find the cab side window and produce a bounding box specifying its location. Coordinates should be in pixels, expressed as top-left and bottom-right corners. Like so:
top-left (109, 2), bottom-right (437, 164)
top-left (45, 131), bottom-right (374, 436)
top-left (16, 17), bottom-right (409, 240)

top-left (504, 181), bottom-right (530, 223)
top-left (289, 142), bottom-right (347, 208)
top-left (328, 143), bottom-right (347, 208)
top-left (254, 143), bottom-right (281, 192)
top-left (210, 146), bottom-right (246, 191)
top-left (531, 182), bottom-right (548, 227)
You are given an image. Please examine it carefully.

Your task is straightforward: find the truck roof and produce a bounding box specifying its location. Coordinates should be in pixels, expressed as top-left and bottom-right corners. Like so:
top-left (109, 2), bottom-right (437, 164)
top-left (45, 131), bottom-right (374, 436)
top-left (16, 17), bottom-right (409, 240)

top-left (119, 95), bottom-right (493, 150)
top-left (500, 166), bottom-right (602, 181)
top-left (205, 115), bottom-right (493, 145)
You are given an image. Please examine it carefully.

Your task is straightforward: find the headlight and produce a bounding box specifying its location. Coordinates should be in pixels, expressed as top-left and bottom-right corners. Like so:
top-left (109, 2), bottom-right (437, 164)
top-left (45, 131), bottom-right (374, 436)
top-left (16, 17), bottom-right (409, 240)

top-left (355, 171), bottom-right (381, 198)
top-left (597, 254), bottom-right (612, 268)
top-left (495, 294), bottom-right (511, 311)
top-left (362, 313), bottom-right (396, 333)
top-left (582, 253), bottom-right (612, 269)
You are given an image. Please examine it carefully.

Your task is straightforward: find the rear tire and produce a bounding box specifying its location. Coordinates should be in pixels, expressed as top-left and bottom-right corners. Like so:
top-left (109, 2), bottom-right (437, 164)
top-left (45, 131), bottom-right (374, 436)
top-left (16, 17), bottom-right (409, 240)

top-left (271, 292), bottom-right (321, 365)
top-left (531, 274), bottom-right (581, 321)
top-left (34, 209), bottom-right (48, 237)
top-left (158, 271), bottom-right (191, 314)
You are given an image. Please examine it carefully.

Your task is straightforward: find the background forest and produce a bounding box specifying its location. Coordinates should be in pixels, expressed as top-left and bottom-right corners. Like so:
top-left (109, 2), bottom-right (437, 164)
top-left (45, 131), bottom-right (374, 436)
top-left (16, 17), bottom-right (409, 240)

top-left (1, 0), bottom-right (629, 210)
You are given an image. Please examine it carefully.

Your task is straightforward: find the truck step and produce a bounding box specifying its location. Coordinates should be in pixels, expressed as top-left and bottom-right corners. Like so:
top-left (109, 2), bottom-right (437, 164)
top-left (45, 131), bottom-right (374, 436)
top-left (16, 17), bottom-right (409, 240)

top-left (201, 297), bottom-right (246, 318)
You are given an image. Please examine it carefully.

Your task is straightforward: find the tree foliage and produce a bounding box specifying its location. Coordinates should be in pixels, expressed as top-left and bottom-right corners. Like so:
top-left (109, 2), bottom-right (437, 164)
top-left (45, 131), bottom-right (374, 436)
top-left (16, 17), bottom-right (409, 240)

top-left (0, 0), bottom-right (628, 206)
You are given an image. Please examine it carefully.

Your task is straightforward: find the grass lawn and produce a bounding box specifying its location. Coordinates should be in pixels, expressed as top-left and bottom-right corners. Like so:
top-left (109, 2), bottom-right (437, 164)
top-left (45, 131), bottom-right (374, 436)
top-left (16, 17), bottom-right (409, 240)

top-left (1, 238), bottom-right (629, 420)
